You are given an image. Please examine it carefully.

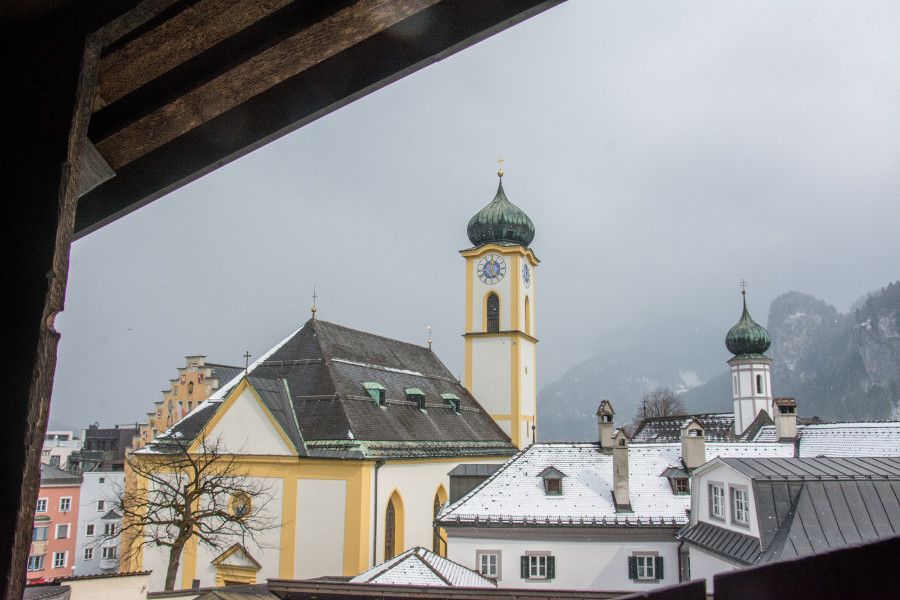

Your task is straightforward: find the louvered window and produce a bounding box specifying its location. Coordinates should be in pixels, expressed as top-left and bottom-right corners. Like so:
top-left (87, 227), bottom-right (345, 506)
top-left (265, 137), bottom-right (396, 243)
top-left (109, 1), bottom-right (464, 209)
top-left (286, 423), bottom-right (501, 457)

top-left (487, 293), bottom-right (500, 333)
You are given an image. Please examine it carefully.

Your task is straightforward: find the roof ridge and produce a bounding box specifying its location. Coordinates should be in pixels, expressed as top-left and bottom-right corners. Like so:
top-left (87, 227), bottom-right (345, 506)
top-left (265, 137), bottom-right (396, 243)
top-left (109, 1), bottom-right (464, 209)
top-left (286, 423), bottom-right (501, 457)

top-left (312, 318), bottom-right (432, 352)
top-left (413, 548), bottom-right (453, 586)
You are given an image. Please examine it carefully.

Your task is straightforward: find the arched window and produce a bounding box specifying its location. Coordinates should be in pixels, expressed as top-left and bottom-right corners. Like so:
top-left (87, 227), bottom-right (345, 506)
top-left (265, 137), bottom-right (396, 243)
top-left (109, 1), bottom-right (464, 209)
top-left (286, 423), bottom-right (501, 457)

top-left (384, 491), bottom-right (403, 560)
top-left (188, 381), bottom-right (194, 394)
top-left (524, 296), bottom-right (531, 335)
top-left (433, 486), bottom-right (448, 557)
top-left (756, 374), bottom-right (763, 395)
top-left (486, 293), bottom-right (500, 333)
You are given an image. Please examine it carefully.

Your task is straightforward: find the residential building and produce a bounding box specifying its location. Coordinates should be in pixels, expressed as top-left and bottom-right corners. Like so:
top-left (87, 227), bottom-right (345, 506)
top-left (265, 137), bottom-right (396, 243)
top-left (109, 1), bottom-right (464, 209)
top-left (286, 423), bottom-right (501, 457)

top-left (133, 356), bottom-right (243, 451)
top-left (41, 431), bottom-right (82, 470)
top-left (74, 471), bottom-right (125, 575)
top-left (28, 464), bottom-right (82, 583)
top-left (349, 546), bottom-right (495, 587)
top-left (68, 424), bottom-right (140, 472)
top-left (126, 171), bottom-right (538, 591)
top-left (679, 456), bottom-right (900, 591)
top-left (437, 407), bottom-right (793, 592)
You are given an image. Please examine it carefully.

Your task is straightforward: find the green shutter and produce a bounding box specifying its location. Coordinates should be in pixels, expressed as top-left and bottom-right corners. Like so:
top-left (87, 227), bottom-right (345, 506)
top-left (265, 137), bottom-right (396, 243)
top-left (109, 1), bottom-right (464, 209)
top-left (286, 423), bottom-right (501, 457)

top-left (547, 556), bottom-right (556, 579)
top-left (627, 556), bottom-right (637, 580)
top-left (655, 556), bottom-right (664, 580)
top-left (520, 556), bottom-right (529, 579)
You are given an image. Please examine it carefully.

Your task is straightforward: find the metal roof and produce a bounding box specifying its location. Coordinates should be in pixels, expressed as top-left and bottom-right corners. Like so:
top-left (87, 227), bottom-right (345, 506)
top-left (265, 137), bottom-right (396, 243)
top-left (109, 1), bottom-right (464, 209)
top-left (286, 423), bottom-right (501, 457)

top-left (720, 457), bottom-right (900, 480)
top-left (753, 421), bottom-right (900, 456)
top-left (350, 547), bottom-right (495, 588)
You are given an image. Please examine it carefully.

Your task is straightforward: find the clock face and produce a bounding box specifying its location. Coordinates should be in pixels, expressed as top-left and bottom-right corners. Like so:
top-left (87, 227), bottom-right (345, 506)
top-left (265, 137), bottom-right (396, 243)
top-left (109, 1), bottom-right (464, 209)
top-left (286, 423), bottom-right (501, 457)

top-left (477, 254), bottom-right (507, 285)
top-left (522, 263), bottom-right (531, 288)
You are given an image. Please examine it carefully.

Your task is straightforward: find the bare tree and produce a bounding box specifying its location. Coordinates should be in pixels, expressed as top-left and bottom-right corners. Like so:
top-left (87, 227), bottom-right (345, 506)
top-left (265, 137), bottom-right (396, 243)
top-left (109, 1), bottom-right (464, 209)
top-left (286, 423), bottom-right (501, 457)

top-left (113, 435), bottom-right (276, 590)
top-left (627, 386), bottom-right (686, 435)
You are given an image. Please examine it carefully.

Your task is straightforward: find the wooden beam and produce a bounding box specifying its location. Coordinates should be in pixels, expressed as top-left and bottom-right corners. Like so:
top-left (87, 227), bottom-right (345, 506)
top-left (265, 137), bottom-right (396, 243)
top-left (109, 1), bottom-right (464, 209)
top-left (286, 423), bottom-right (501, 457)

top-left (94, 0), bottom-right (295, 110)
top-left (96, 0), bottom-right (439, 169)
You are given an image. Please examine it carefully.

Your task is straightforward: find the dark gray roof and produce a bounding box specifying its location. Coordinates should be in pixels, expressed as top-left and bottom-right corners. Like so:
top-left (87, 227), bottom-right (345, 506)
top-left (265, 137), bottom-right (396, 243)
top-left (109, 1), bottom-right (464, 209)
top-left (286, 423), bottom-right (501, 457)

top-left (721, 456), bottom-right (900, 480)
top-left (679, 521), bottom-right (762, 564)
top-left (23, 585), bottom-right (70, 600)
top-left (207, 363), bottom-right (243, 388)
top-left (448, 464), bottom-right (503, 477)
top-left (149, 319), bottom-right (514, 460)
top-left (681, 456), bottom-right (900, 565)
top-left (100, 509), bottom-right (121, 520)
top-left (632, 410), bottom-right (774, 443)
top-left (40, 463), bottom-right (82, 485)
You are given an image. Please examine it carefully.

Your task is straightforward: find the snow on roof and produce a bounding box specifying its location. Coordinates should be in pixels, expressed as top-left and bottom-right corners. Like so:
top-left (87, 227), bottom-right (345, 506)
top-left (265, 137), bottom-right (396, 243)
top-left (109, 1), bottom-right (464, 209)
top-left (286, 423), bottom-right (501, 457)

top-left (753, 422), bottom-right (900, 456)
top-left (349, 547), bottom-right (494, 587)
top-left (439, 442), bottom-right (793, 527)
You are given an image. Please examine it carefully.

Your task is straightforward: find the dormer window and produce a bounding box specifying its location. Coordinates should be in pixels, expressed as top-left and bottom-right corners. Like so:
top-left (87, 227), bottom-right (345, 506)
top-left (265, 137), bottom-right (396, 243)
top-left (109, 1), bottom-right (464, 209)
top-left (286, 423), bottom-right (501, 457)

top-left (673, 477), bottom-right (690, 494)
top-left (405, 388), bottom-right (426, 410)
top-left (687, 427), bottom-right (702, 438)
top-left (537, 467), bottom-right (566, 496)
top-left (362, 382), bottom-right (386, 405)
top-left (441, 393), bottom-right (461, 413)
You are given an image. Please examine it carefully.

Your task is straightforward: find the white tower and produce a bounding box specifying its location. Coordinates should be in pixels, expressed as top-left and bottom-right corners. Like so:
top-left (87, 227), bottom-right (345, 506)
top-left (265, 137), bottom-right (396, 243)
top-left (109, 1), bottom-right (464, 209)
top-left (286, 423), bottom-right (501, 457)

top-left (725, 288), bottom-right (774, 435)
top-left (462, 166), bottom-right (538, 449)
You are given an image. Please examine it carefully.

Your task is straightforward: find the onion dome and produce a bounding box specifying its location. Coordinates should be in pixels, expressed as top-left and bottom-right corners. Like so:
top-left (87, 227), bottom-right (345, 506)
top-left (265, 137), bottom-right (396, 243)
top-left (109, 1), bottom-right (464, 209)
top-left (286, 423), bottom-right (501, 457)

top-left (467, 172), bottom-right (535, 248)
top-left (725, 291), bottom-right (771, 357)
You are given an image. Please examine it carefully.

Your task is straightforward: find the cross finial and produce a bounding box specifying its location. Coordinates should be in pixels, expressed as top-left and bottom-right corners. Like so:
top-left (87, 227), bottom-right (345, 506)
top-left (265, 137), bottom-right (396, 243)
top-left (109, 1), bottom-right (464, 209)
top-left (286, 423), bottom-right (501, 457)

top-left (497, 157), bottom-right (504, 178)
top-left (740, 279), bottom-right (748, 295)
top-left (426, 325), bottom-right (432, 350)
top-left (311, 286), bottom-right (318, 319)
top-left (243, 350), bottom-right (251, 374)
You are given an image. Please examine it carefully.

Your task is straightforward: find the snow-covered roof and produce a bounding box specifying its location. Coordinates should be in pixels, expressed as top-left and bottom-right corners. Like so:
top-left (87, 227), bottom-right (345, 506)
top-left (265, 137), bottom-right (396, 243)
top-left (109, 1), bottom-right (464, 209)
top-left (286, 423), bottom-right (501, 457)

top-left (753, 422), bottom-right (900, 456)
top-left (438, 442), bottom-right (793, 527)
top-left (349, 547), bottom-right (494, 587)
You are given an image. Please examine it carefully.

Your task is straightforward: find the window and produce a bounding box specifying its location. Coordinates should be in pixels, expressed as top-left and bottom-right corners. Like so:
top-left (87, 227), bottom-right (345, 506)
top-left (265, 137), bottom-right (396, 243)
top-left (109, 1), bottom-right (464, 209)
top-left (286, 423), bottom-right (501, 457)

top-left (756, 374), bottom-right (763, 394)
top-left (628, 554), bottom-right (663, 581)
top-left (49, 455), bottom-right (60, 467)
top-left (486, 293), bottom-right (500, 333)
top-left (709, 483), bottom-right (725, 520)
top-left (520, 554), bottom-right (555, 580)
top-left (32, 526), bottom-right (48, 541)
top-left (732, 374), bottom-right (738, 396)
top-left (477, 551), bottom-right (501, 579)
top-left (97, 500), bottom-right (105, 511)
top-left (59, 497), bottom-right (71, 512)
top-left (98, 477), bottom-right (105, 484)
top-left (84, 547), bottom-right (93, 560)
top-left (86, 523), bottom-right (95, 536)
top-left (55, 524), bottom-right (69, 539)
top-left (384, 499), bottom-right (396, 560)
top-left (432, 494), bottom-right (443, 556)
top-left (27, 555), bottom-right (45, 571)
top-left (405, 388), bottom-right (426, 410)
top-left (673, 478), bottom-right (690, 494)
top-left (441, 393), bottom-right (461, 412)
top-left (52, 552), bottom-right (66, 569)
top-left (101, 546), bottom-right (117, 560)
top-left (545, 478), bottom-right (561, 495)
top-left (103, 522), bottom-right (117, 537)
top-left (363, 382), bottom-right (386, 405)
top-left (188, 381), bottom-right (194, 394)
top-left (732, 486), bottom-right (750, 526)
top-left (524, 296), bottom-right (531, 335)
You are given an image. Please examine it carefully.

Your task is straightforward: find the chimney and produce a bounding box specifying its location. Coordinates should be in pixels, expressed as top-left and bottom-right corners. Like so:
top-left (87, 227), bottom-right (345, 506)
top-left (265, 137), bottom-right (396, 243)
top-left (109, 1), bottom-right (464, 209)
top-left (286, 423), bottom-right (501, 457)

top-left (596, 400), bottom-right (615, 452)
top-left (612, 429), bottom-right (632, 512)
top-left (774, 398), bottom-right (798, 441)
top-left (681, 419), bottom-right (706, 470)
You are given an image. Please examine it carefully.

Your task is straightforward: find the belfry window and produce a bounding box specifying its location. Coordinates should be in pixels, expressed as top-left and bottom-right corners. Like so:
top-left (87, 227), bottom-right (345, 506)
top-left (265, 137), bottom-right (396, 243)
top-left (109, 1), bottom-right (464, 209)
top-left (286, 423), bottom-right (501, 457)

top-left (486, 293), bottom-right (500, 333)
top-left (756, 374), bottom-right (763, 395)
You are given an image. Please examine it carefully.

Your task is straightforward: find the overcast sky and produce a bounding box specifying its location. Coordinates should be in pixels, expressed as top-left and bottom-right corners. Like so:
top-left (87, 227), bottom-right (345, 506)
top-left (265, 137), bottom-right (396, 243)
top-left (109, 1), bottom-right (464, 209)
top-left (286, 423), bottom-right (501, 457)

top-left (51, 0), bottom-right (900, 431)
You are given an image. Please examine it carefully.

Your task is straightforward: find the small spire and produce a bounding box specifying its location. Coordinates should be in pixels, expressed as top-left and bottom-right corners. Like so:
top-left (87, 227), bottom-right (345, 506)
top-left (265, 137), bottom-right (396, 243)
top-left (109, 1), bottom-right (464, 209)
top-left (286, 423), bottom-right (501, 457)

top-left (740, 279), bottom-right (748, 296)
top-left (311, 286), bottom-right (318, 319)
top-left (243, 350), bottom-right (251, 374)
top-left (497, 156), bottom-right (504, 178)
top-left (426, 324), bottom-right (432, 350)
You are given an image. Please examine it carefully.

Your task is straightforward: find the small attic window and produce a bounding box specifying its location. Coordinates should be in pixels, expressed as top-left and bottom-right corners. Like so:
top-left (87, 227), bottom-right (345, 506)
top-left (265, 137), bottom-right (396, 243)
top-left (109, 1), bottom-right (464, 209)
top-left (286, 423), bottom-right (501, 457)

top-left (600, 414), bottom-right (613, 423)
top-left (362, 382), bottom-right (386, 405)
top-left (673, 477), bottom-right (690, 494)
top-left (618, 437), bottom-right (627, 447)
top-left (441, 393), bottom-right (461, 412)
top-left (778, 405), bottom-right (796, 414)
top-left (687, 428), bottom-right (703, 437)
top-left (406, 388), bottom-right (426, 410)
top-left (537, 466), bottom-right (566, 496)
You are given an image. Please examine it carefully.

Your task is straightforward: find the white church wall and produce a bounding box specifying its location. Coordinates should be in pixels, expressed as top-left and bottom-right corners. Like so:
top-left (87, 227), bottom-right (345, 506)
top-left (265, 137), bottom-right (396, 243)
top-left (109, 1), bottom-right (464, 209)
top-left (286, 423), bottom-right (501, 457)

top-left (205, 389), bottom-right (294, 456)
top-left (688, 546), bottom-right (740, 592)
top-left (376, 458), bottom-right (500, 565)
top-left (446, 530), bottom-right (679, 591)
top-left (295, 478), bottom-right (346, 578)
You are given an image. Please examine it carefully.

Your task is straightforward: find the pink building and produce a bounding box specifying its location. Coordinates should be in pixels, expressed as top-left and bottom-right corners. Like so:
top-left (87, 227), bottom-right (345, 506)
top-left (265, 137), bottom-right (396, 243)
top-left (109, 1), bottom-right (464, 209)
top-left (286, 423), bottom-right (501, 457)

top-left (27, 464), bottom-right (82, 584)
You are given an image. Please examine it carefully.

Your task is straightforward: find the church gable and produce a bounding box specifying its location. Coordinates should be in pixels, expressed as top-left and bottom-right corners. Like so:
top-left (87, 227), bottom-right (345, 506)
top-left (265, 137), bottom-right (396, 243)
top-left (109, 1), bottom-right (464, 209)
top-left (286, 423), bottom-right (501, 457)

top-left (201, 381), bottom-right (296, 456)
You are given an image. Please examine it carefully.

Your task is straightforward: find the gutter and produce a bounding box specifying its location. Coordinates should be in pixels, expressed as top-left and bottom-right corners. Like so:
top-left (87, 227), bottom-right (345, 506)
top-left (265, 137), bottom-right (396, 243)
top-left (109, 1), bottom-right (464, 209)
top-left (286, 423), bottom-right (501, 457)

top-left (371, 459), bottom-right (384, 567)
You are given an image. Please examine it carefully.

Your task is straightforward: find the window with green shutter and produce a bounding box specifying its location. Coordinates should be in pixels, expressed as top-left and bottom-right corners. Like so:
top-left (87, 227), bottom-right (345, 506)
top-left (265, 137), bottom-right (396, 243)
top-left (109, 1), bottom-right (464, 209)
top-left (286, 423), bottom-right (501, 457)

top-left (629, 554), bottom-right (662, 581)
top-left (520, 556), bottom-right (529, 579)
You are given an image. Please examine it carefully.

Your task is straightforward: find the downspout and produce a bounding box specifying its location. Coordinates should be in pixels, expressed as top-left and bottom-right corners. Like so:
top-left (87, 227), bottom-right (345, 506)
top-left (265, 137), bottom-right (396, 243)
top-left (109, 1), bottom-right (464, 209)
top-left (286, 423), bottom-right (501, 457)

top-left (677, 539), bottom-right (685, 582)
top-left (371, 459), bottom-right (383, 567)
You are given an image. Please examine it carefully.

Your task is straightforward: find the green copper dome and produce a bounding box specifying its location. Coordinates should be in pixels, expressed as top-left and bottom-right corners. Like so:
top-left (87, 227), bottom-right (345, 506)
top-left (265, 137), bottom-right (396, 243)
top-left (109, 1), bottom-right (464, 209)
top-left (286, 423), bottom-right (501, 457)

top-left (467, 176), bottom-right (535, 247)
top-left (725, 292), bottom-right (771, 358)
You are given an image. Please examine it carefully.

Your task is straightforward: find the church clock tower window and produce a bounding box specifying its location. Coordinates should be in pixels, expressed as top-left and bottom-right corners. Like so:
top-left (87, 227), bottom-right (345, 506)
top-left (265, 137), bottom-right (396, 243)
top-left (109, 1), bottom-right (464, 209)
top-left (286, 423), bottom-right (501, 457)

top-left (486, 293), bottom-right (500, 333)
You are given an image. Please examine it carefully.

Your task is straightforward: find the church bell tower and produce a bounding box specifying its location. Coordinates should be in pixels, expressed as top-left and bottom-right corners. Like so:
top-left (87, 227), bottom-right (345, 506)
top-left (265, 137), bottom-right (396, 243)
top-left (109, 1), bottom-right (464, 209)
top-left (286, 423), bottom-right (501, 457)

top-left (462, 164), bottom-right (538, 449)
top-left (726, 287), bottom-right (774, 435)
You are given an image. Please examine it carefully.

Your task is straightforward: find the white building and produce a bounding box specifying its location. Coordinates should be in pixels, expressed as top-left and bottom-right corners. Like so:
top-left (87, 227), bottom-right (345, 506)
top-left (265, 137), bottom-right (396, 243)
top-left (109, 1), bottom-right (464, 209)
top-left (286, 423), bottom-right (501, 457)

top-left (74, 471), bottom-right (125, 575)
top-left (42, 430), bottom-right (82, 470)
top-left (680, 456), bottom-right (900, 591)
top-left (349, 546), bottom-right (495, 587)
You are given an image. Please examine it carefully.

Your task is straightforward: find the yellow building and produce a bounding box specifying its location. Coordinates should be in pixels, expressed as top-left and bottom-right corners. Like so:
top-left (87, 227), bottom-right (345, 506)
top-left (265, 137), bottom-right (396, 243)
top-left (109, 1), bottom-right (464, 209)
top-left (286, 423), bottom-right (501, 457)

top-left (132, 357), bottom-right (242, 450)
top-left (128, 172), bottom-right (537, 590)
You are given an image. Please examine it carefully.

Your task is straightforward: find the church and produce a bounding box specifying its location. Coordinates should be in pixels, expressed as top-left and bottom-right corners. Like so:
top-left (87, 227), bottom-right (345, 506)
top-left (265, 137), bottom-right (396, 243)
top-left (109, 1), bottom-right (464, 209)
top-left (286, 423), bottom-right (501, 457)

top-left (129, 168), bottom-right (539, 590)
